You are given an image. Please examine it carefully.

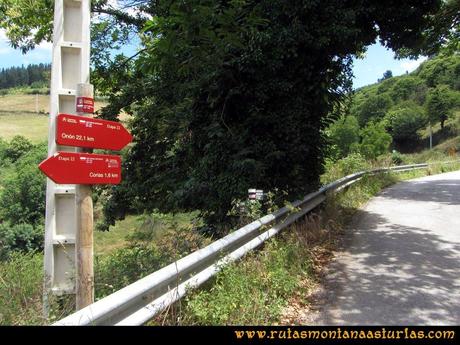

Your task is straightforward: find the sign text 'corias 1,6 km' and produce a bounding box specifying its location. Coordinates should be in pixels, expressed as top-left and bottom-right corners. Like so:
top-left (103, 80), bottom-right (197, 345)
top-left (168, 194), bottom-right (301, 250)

top-left (39, 152), bottom-right (122, 185)
top-left (56, 113), bottom-right (132, 151)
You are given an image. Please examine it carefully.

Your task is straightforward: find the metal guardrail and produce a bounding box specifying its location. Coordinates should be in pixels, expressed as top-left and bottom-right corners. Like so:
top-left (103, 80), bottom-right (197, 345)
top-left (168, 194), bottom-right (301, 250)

top-left (55, 160), bottom-right (459, 325)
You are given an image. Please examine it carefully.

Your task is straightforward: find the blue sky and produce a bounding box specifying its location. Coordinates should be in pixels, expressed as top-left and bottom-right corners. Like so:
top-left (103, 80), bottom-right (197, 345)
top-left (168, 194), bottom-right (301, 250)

top-left (0, 29), bottom-right (426, 89)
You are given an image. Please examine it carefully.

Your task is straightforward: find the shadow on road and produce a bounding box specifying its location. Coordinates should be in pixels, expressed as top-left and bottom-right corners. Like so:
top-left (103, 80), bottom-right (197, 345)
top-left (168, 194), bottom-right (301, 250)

top-left (316, 209), bottom-right (460, 325)
top-left (380, 178), bottom-right (460, 206)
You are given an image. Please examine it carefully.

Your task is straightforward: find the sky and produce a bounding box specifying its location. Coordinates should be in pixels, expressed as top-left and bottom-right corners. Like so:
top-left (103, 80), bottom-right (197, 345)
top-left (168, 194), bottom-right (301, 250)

top-left (0, 28), bottom-right (427, 89)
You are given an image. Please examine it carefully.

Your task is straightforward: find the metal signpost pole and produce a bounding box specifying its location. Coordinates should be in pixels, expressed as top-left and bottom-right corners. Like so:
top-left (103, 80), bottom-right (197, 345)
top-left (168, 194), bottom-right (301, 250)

top-left (43, 0), bottom-right (91, 316)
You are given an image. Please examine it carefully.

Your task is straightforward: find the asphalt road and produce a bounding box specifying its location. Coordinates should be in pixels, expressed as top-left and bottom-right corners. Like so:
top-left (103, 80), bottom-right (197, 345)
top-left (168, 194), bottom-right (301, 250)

top-left (310, 170), bottom-right (460, 325)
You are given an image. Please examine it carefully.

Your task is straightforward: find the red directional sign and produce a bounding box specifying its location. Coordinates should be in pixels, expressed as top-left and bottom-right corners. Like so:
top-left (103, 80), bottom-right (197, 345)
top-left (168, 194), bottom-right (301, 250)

top-left (39, 152), bottom-right (122, 185)
top-left (56, 114), bottom-right (132, 150)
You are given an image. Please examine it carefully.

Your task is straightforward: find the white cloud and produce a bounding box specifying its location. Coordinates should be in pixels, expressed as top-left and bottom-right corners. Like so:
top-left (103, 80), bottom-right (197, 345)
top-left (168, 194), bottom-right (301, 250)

top-left (400, 56), bottom-right (427, 73)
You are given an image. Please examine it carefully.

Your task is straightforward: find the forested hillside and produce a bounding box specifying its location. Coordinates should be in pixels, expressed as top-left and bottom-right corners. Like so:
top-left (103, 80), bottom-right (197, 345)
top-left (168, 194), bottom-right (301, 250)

top-left (0, 63), bottom-right (50, 90)
top-left (328, 54), bottom-right (460, 158)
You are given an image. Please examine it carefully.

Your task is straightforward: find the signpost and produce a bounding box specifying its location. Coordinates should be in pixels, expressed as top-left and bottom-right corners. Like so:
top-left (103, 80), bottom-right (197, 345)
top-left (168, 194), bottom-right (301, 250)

top-left (39, 152), bottom-right (122, 185)
top-left (42, 0), bottom-right (132, 315)
top-left (56, 113), bottom-right (132, 150)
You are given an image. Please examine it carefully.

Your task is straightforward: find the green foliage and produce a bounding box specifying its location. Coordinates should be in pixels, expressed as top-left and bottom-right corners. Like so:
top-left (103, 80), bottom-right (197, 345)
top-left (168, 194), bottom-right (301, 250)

top-left (390, 76), bottom-right (425, 103)
top-left (4, 135), bottom-right (34, 162)
top-left (184, 239), bottom-right (311, 325)
top-left (426, 84), bottom-right (456, 128)
top-left (351, 54), bottom-right (459, 153)
top-left (322, 152), bottom-right (370, 184)
top-left (386, 105), bottom-right (427, 142)
top-left (94, 244), bottom-right (164, 298)
top-left (100, 0), bottom-right (447, 233)
top-left (417, 55), bottom-right (460, 89)
top-left (357, 94), bottom-right (393, 126)
top-left (358, 121), bottom-right (392, 160)
top-left (3, 0), bottom-right (450, 235)
top-left (0, 142), bottom-right (47, 226)
top-left (0, 137), bottom-right (7, 160)
top-left (391, 150), bottom-right (405, 165)
top-left (0, 252), bottom-right (44, 325)
top-left (0, 222), bottom-right (43, 260)
top-left (327, 115), bottom-right (360, 159)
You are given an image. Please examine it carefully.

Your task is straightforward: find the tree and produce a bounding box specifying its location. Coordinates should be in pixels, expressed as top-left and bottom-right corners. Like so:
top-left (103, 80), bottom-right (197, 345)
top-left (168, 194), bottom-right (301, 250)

top-left (327, 115), bottom-right (360, 159)
top-left (378, 70), bottom-right (393, 82)
top-left (358, 121), bottom-right (392, 159)
top-left (394, 0), bottom-right (460, 58)
top-left (426, 85), bottom-right (455, 128)
top-left (1, 0), bottom-right (451, 233)
top-left (386, 106), bottom-right (427, 143)
top-left (357, 94), bottom-right (393, 126)
top-left (390, 76), bottom-right (425, 102)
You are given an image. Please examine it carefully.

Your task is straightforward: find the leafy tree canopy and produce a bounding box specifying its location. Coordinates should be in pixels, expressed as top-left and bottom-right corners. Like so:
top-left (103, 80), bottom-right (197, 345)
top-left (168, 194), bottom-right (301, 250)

top-left (2, 0), bottom-right (456, 232)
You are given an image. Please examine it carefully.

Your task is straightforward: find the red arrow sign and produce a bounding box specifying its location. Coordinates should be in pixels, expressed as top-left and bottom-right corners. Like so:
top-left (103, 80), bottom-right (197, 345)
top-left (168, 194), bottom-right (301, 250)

top-left (56, 114), bottom-right (132, 150)
top-left (39, 152), bottom-right (122, 185)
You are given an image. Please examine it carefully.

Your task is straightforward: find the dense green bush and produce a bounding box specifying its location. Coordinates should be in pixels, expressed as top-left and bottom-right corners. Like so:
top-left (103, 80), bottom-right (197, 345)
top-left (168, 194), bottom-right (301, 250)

top-left (327, 115), bottom-right (360, 159)
top-left (4, 135), bottom-right (34, 162)
top-left (391, 150), bottom-right (405, 165)
top-left (416, 55), bottom-right (460, 89)
top-left (322, 152), bottom-right (370, 184)
top-left (0, 143), bottom-right (47, 226)
top-left (386, 106), bottom-right (427, 142)
top-left (0, 222), bottom-right (43, 260)
top-left (357, 121), bottom-right (392, 160)
top-left (390, 76), bottom-right (425, 103)
top-left (94, 244), bottom-right (165, 298)
top-left (357, 94), bottom-right (393, 126)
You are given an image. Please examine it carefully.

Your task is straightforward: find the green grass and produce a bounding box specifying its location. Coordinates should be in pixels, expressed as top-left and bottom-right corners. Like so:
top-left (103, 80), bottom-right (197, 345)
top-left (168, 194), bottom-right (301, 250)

top-left (0, 113), bottom-right (49, 143)
top-left (0, 252), bottom-right (45, 325)
top-left (93, 215), bottom-right (141, 256)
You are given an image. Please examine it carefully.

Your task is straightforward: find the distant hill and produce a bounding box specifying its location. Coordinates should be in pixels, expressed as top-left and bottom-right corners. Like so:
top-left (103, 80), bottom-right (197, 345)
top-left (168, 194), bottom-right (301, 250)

top-left (328, 54), bottom-right (460, 156)
top-left (351, 54), bottom-right (459, 124)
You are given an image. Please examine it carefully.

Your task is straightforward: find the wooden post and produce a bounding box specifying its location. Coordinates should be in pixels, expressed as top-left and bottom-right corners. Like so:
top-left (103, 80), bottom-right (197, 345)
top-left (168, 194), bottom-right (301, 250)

top-left (75, 83), bottom-right (94, 309)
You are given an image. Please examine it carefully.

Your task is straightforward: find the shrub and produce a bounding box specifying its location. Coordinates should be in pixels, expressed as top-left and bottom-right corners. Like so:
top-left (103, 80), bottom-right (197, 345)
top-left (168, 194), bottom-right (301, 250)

top-left (0, 143), bottom-right (47, 226)
top-left (4, 136), bottom-right (34, 162)
top-left (358, 121), bottom-right (392, 160)
top-left (0, 138), bottom-right (8, 161)
top-left (322, 152), bottom-right (370, 184)
top-left (94, 244), bottom-right (165, 299)
top-left (390, 76), bottom-right (424, 102)
top-left (95, 218), bottom-right (208, 297)
top-left (327, 115), bottom-right (360, 159)
top-left (0, 222), bottom-right (44, 260)
top-left (391, 150), bottom-right (405, 165)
